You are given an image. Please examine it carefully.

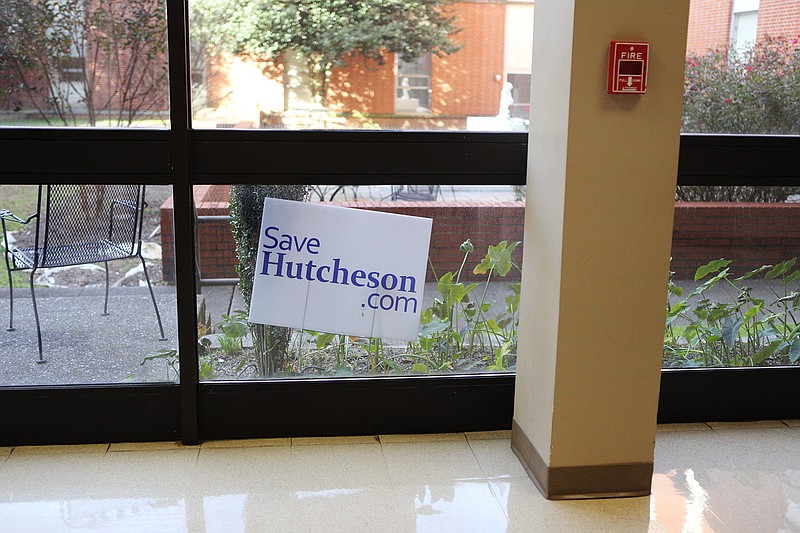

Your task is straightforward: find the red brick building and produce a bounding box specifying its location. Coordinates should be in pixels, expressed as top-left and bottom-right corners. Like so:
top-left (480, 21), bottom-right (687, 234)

top-left (198, 0), bottom-right (534, 129)
top-left (687, 0), bottom-right (800, 54)
top-left (4, 0), bottom-right (798, 127)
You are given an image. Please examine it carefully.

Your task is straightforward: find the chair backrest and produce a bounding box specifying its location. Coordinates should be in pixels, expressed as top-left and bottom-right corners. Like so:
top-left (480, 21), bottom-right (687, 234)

top-left (37, 185), bottom-right (145, 268)
top-left (392, 185), bottom-right (441, 201)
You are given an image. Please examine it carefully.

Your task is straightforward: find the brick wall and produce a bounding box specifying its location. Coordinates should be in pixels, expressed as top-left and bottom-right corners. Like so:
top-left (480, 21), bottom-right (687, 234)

top-left (328, 54), bottom-right (396, 115)
top-left (670, 202), bottom-right (800, 279)
top-left (757, 0), bottom-right (800, 40)
top-left (160, 186), bottom-right (525, 283)
top-left (334, 200), bottom-right (525, 281)
top-left (687, 0), bottom-right (734, 53)
top-left (197, 1), bottom-right (509, 121)
top-left (686, 0), bottom-right (800, 54)
top-left (161, 191), bottom-right (800, 284)
top-left (327, 1), bottom-right (509, 118)
top-left (432, 2), bottom-right (507, 116)
top-left (160, 184), bottom-right (238, 282)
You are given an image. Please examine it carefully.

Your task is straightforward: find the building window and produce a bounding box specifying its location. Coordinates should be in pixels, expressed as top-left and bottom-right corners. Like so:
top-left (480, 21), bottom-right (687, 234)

top-left (731, 0), bottom-right (759, 59)
top-left (505, 73), bottom-right (530, 120)
top-left (396, 56), bottom-right (432, 114)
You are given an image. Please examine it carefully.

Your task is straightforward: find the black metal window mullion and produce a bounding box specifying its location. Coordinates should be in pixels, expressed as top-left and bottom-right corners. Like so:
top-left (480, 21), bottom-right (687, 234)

top-left (165, 0), bottom-right (200, 445)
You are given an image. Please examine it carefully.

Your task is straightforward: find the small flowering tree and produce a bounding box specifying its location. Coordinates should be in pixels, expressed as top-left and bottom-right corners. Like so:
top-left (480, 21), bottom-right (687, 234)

top-left (679, 36), bottom-right (800, 201)
top-left (683, 35), bottom-right (800, 134)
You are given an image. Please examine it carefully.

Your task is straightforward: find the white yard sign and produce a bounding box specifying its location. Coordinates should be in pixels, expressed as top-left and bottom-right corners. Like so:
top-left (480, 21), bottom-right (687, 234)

top-left (248, 198), bottom-right (432, 341)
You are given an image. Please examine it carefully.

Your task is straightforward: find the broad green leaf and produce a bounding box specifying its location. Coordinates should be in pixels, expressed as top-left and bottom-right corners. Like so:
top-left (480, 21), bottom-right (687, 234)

top-left (487, 355), bottom-right (506, 371)
top-left (315, 332), bottom-right (335, 351)
top-left (437, 271), bottom-right (454, 296)
top-left (668, 282), bottom-right (684, 297)
top-left (721, 317), bottom-right (743, 349)
top-left (694, 259), bottom-right (733, 281)
top-left (790, 339), bottom-right (800, 362)
top-left (412, 363), bottom-right (430, 374)
top-left (733, 264), bottom-right (771, 282)
top-left (420, 308), bottom-right (434, 325)
top-left (752, 340), bottom-right (782, 365)
top-left (418, 317), bottom-right (449, 337)
top-left (743, 303), bottom-right (763, 322)
top-left (765, 258), bottom-right (797, 280)
top-left (785, 269), bottom-right (800, 284)
top-left (689, 269), bottom-right (729, 297)
top-left (220, 320), bottom-right (248, 338)
top-left (473, 241), bottom-right (520, 277)
top-left (668, 301), bottom-right (688, 316)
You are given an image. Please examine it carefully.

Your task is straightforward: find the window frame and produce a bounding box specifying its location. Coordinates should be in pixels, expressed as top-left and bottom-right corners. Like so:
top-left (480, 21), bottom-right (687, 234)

top-left (1, 0), bottom-right (800, 446)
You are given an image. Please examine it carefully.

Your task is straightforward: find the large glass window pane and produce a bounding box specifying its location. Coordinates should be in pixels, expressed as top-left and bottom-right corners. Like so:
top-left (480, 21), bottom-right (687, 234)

top-left (683, 0), bottom-right (799, 134)
top-left (0, 0), bottom-right (170, 127)
top-left (188, 0), bottom-right (534, 131)
top-left (180, 184), bottom-right (524, 380)
top-left (665, 186), bottom-right (800, 369)
top-left (0, 184), bottom-right (178, 384)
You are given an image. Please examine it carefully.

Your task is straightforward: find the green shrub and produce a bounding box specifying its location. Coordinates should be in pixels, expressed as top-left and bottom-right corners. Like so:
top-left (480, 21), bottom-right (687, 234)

top-left (679, 36), bottom-right (800, 202)
top-left (665, 258), bottom-right (800, 368)
top-left (229, 184), bottom-right (309, 377)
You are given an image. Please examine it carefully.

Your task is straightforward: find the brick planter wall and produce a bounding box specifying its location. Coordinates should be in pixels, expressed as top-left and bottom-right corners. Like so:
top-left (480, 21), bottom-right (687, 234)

top-left (333, 200), bottom-right (525, 281)
top-left (670, 202), bottom-right (800, 279)
top-left (160, 190), bottom-right (800, 284)
top-left (159, 186), bottom-right (525, 283)
top-left (160, 184), bottom-right (237, 282)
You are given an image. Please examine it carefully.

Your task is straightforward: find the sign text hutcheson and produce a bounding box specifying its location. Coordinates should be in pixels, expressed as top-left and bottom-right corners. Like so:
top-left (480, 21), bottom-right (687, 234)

top-left (248, 198), bottom-right (433, 341)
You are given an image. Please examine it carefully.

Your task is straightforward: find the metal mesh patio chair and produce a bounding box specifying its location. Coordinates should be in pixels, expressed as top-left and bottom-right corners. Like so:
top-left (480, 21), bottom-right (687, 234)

top-left (1, 185), bottom-right (166, 363)
top-left (390, 185), bottom-right (442, 201)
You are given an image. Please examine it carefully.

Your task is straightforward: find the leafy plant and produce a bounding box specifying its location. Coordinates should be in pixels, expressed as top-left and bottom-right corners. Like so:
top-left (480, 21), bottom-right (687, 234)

top-left (214, 310), bottom-right (249, 355)
top-left (140, 337), bottom-right (214, 381)
top-left (410, 239), bottom-right (521, 373)
top-left (229, 184), bottom-right (308, 377)
top-left (679, 36), bottom-right (800, 202)
top-left (665, 258), bottom-right (800, 368)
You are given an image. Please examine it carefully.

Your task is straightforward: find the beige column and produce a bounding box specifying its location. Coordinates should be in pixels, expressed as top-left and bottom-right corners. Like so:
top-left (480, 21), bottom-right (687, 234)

top-left (511, 0), bottom-right (690, 499)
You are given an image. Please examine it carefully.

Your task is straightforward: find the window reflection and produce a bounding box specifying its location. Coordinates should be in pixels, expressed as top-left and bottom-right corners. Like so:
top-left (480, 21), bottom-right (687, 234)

top-left (0, 0), bottom-right (169, 127)
top-left (0, 185), bottom-right (178, 385)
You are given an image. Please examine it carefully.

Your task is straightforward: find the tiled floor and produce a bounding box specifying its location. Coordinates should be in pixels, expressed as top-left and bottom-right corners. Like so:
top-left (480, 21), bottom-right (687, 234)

top-left (1, 423), bottom-right (798, 532)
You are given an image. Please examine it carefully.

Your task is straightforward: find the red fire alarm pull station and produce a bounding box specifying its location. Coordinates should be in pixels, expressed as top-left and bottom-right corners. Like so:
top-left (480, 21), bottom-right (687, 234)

top-left (608, 41), bottom-right (649, 94)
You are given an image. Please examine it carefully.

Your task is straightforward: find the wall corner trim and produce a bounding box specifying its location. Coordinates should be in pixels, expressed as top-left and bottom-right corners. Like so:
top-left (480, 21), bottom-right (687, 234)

top-left (511, 420), bottom-right (653, 500)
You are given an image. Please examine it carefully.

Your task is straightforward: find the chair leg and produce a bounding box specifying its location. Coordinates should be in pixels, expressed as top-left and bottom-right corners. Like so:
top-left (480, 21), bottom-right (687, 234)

top-left (29, 269), bottom-right (46, 364)
top-left (102, 261), bottom-right (110, 316)
top-left (140, 255), bottom-right (167, 341)
top-left (5, 266), bottom-right (14, 331)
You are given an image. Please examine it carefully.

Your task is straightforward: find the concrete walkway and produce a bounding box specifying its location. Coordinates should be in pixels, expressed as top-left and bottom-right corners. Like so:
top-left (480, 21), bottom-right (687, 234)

top-left (0, 286), bottom-right (179, 386)
top-left (0, 279), bottom-right (519, 386)
top-left (3, 270), bottom-right (785, 386)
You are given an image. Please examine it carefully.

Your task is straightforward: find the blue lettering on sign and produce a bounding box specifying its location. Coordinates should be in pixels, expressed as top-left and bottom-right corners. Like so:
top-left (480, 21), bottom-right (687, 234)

top-left (364, 293), bottom-right (418, 314)
top-left (264, 226), bottom-right (320, 254)
top-left (259, 226), bottom-right (420, 315)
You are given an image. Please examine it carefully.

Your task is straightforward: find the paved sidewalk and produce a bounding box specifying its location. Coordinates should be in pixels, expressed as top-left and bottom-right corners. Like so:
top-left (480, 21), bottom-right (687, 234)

top-left (0, 279), bottom-right (519, 386)
top-left (0, 286), bottom-right (178, 386)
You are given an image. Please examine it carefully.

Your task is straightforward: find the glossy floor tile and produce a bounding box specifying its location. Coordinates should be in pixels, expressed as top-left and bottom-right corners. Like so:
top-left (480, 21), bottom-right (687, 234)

top-left (0, 422), bottom-right (798, 532)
